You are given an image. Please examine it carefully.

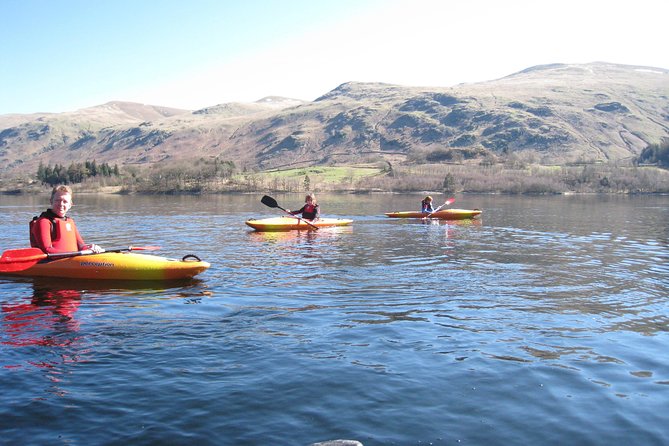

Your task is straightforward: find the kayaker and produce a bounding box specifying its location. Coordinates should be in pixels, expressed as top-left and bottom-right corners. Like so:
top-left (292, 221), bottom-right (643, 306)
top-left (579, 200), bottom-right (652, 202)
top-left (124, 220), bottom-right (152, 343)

top-left (288, 193), bottom-right (320, 220)
top-left (421, 196), bottom-right (434, 213)
top-left (30, 185), bottom-right (103, 254)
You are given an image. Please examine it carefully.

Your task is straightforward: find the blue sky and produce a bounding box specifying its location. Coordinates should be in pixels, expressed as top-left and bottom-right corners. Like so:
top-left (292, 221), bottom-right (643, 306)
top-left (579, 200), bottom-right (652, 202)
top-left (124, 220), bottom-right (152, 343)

top-left (1, 0), bottom-right (667, 114)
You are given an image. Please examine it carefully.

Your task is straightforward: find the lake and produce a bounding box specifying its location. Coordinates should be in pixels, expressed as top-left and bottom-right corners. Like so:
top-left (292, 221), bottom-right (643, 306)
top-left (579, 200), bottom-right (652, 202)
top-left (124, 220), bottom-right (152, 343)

top-left (1, 193), bottom-right (668, 445)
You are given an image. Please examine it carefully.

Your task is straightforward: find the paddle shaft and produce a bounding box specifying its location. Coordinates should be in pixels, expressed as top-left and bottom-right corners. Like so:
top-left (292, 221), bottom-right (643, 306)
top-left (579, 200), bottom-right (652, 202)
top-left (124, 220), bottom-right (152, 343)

top-left (261, 195), bottom-right (320, 230)
top-left (279, 207), bottom-right (321, 230)
top-left (425, 198), bottom-right (455, 218)
top-left (47, 245), bottom-right (159, 258)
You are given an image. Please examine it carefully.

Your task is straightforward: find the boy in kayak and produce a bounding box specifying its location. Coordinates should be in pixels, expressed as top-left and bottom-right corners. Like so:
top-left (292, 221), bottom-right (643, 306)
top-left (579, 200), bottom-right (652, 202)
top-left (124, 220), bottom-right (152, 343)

top-left (421, 196), bottom-right (434, 213)
top-left (288, 193), bottom-right (320, 220)
top-left (30, 185), bottom-right (103, 254)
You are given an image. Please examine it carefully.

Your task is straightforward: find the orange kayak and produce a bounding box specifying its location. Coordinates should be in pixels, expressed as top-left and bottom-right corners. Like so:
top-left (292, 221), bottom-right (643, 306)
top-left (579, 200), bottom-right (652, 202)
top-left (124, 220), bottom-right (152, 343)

top-left (8, 252), bottom-right (210, 280)
top-left (245, 216), bottom-right (353, 231)
top-left (384, 209), bottom-right (482, 219)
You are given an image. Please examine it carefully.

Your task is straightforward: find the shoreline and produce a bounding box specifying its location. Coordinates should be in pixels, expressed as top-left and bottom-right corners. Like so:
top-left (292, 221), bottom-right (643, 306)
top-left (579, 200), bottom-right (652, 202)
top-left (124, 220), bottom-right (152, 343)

top-left (3, 186), bottom-right (668, 197)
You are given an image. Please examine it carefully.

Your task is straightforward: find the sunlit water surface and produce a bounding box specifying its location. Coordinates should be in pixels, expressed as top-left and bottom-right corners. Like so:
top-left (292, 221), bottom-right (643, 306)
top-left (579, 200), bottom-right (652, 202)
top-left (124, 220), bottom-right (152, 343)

top-left (1, 193), bottom-right (668, 445)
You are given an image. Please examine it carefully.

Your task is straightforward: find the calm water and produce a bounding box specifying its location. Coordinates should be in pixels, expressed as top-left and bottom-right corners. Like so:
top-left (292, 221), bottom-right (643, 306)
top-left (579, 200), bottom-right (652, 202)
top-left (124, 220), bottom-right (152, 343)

top-left (1, 193), bottom-right (668, 445)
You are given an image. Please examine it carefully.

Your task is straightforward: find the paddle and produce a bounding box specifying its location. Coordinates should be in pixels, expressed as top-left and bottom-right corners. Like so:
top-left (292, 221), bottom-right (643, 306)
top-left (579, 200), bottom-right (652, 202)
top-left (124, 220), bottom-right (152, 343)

top-left (0, 245), bottom-right (161, 273)
top-left (424, 197), bottom-right (455, 218)
top-left (261, 195), bottom-right (319, 230)
top-left (0, 248), bottom-right (48, 272)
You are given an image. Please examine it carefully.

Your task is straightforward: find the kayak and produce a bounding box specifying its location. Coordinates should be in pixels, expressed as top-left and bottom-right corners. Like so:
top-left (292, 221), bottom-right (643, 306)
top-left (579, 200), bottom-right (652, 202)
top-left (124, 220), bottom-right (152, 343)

top-left (245, 216), bottom-right (353, 231)
top-left (7, 252), bottom-right (210, 281)
top-left (385, 209), bottom-right (482, 219)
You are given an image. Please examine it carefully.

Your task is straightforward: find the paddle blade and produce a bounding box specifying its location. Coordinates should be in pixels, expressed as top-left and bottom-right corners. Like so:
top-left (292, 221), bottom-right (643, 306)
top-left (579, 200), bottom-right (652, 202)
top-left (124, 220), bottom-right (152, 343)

top-left (0, 248), bottom-right (47, 272)
top-left (445, 198), bottom-right (455, 206)
top-left (128, 246), bottom-right (161, 251)
top-left (261, 195), bottom-right (278, 208)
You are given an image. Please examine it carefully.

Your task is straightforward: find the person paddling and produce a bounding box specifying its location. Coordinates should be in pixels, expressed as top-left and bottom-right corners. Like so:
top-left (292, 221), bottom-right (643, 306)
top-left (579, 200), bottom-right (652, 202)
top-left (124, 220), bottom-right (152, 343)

top-left (421, 196), bottom-right (435, 213)
top-left (30, 185), bottom-right (103, 254)
top-left (288, 193), bottom-right (320, 220)
top-left (421, 196), bottom-right (456, 219)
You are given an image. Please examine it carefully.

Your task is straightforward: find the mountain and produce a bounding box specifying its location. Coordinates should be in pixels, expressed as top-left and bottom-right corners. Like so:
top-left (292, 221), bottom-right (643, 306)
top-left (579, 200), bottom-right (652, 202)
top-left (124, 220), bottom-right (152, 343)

top-left (1, 62), bottom-right (667, 177)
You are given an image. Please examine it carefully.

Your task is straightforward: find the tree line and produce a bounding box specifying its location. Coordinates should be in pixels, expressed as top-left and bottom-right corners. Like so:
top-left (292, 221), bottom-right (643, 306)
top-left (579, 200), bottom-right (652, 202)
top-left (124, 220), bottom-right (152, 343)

top-left (637, 138), bottom-right (669, 167)
top-left (36, 160), bottom-right (120, 186)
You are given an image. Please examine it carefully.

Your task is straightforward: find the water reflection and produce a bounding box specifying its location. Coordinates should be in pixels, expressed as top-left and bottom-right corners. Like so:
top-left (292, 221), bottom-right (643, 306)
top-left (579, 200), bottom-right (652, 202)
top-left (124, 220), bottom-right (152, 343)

top-left (411, 218), bottom-right (482, 240)
top-left (1, 277), bottom-right (210, 358)
top-left (1, 194), bottom-right (668, 445)
top-left (2, 283), bottom-right (82, 349)
top-left (2, 282), bottom-right (85, 400)
top-left (246, 226), bottom-right (354, 243)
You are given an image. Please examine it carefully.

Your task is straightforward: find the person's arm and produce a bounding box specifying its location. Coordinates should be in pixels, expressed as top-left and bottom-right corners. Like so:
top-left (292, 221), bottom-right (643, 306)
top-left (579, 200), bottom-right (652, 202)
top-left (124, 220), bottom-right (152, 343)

top-left (291, 205), bottom-right (306, 216)
top-left (314, 205), bottom-right (320, 219)
top-left (75, 226), bottom-right (86, 250)
top-left (33, 218), bottom-right (57, 254)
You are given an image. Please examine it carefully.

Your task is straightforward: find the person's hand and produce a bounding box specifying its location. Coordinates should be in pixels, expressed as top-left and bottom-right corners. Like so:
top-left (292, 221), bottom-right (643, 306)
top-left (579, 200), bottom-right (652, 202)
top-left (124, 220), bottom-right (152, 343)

top-left (86, 244), bottom-right (103, 253)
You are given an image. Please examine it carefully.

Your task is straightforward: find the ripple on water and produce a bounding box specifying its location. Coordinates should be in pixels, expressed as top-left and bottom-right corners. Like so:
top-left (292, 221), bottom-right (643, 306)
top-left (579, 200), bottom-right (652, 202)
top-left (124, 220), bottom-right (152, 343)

top-left (1, 194), bottom-right (668, 445)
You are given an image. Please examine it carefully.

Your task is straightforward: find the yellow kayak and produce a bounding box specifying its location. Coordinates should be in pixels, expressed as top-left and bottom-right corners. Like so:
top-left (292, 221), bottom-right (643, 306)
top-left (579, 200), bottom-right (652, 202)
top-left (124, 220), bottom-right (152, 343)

top-left (385, 209), bottom-right (482, 219)
top-left (245, 216), bottom-right (353, 231)
top-left (9, 252), bottom-right (210, 281)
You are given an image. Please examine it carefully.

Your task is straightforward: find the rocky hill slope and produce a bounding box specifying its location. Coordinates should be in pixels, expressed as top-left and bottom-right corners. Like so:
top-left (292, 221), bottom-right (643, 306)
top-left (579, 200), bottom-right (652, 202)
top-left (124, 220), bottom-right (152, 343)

top-left (1, 62), bottom-right (667, 177)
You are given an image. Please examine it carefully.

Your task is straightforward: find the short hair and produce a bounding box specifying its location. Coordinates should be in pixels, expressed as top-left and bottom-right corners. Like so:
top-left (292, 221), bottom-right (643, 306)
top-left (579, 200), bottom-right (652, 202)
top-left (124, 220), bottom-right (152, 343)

top-left (51, 185), bottom-right (73, 201)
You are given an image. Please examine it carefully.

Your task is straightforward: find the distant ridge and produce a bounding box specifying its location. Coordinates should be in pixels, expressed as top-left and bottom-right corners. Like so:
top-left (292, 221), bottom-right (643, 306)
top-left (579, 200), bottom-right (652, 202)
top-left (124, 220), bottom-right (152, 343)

top-left (193, 97), bottom-right (305, 116)
top-left (511, 62), bottom-right (669, 77)
top-left (1, 62), bottom-right (668, 176)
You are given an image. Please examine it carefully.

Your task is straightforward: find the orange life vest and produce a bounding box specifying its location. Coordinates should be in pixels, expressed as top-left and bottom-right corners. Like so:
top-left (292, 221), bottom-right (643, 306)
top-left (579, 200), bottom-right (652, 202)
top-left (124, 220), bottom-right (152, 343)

top-left (30, 210), bottom-right (81, 253)
top-left (301, 203), bottom-right (319, 220)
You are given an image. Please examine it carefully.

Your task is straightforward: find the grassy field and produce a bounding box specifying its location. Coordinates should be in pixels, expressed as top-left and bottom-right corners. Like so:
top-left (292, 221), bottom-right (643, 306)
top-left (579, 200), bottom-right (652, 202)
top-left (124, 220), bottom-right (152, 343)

top-left (262, 165), bottom-right (385, 183)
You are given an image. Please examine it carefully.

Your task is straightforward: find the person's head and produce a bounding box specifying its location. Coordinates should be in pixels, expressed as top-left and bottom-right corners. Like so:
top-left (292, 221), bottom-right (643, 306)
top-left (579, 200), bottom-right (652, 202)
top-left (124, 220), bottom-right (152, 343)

top-left (50, 185), bottom-right (74, 218)
top-left (305, 193), bottom-right (317, 204)
top-left (424, 195), bottom-right (433, 203)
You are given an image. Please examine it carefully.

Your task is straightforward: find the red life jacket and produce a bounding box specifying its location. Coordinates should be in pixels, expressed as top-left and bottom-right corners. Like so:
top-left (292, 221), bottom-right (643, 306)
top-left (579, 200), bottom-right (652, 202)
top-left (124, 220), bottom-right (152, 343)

top-left (30, 210), bottom-right (81, 253)
top-left (301, 203), bottom-right (319, 220)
